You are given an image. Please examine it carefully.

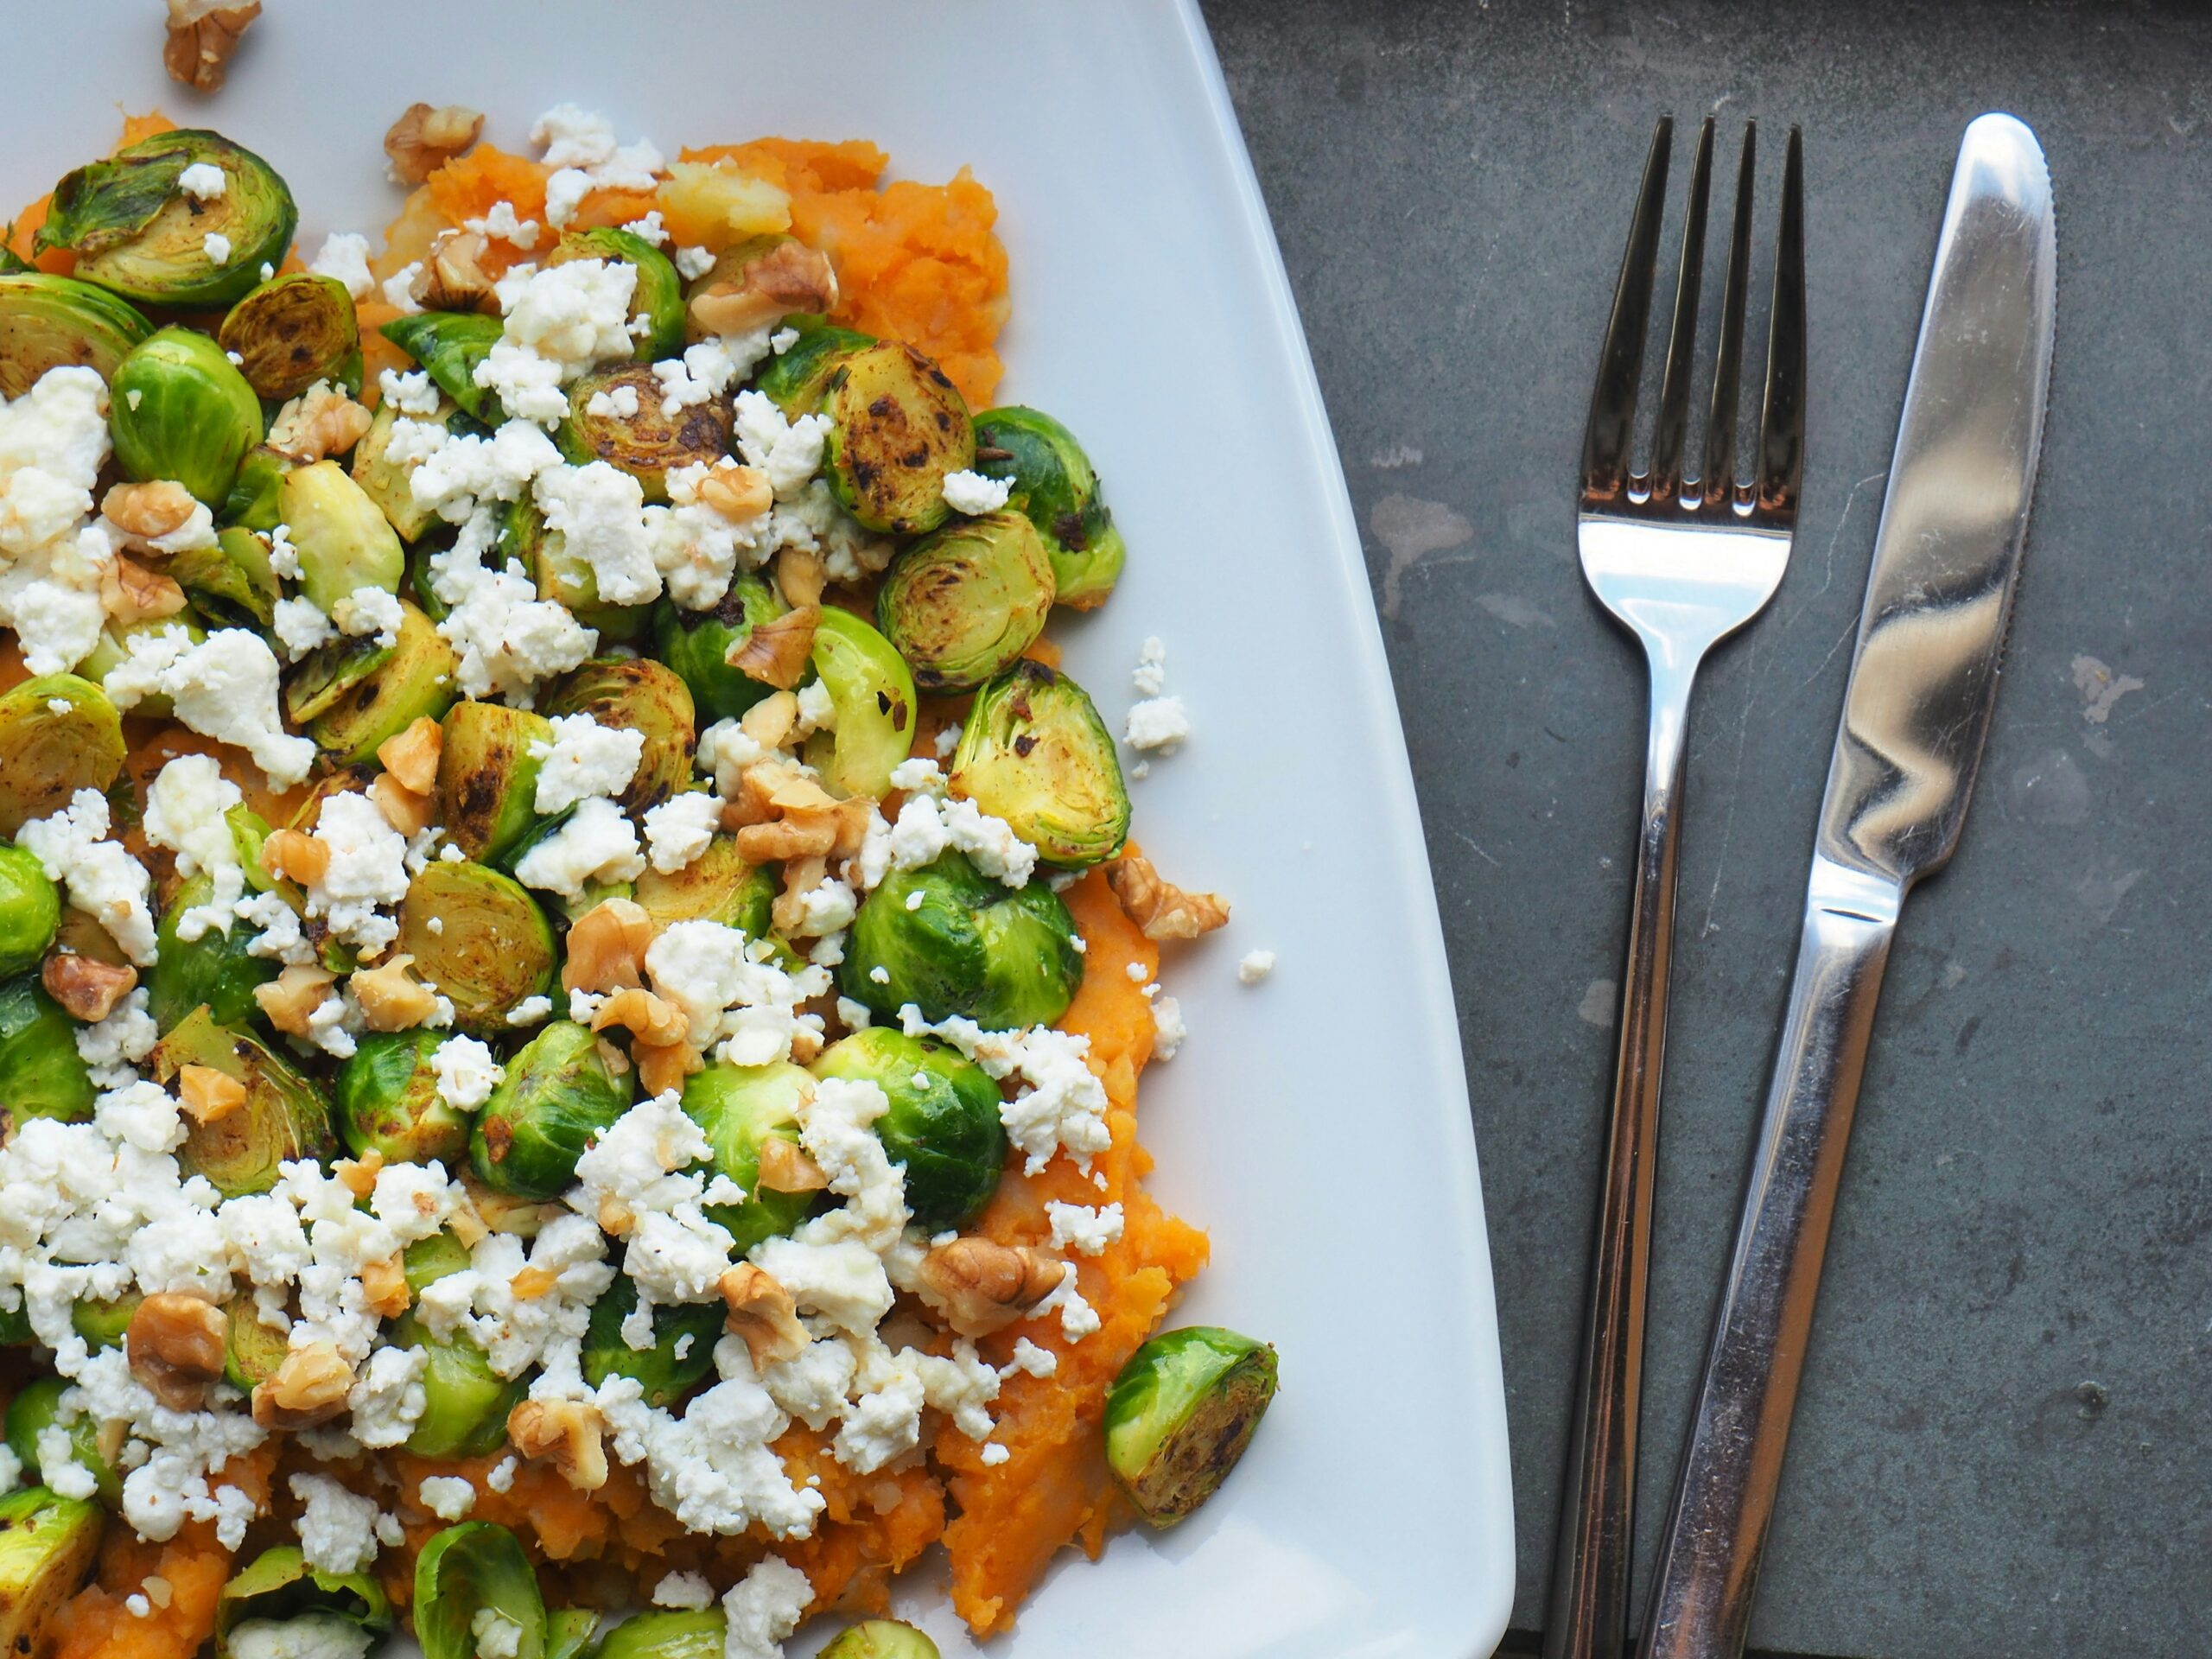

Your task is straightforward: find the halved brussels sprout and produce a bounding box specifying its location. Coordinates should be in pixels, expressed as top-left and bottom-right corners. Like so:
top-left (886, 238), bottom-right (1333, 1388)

top-left (223, 1302), bottom-right (289, 1394)
top-left (973, 406), bottom-right (1125, 610)
top-left (307, 600), bottom-right (459, 765)
top-left (154, 1006), bottom-right (338, 1197)
top-left (682, 1060), bottom-right (817, 1255)
top-left (632, 836), bottom-right (776, 936)
top-left (470, 1020), bottom-right (631, 1199)
top-left (818, 340), bottom-right (976, 536)
top-left (0, 1487), bottom-right (103, 1652)
top-left (395, 863), bottom-right (557, 1037)
top-left (875, 511), bottom-right (1054, 693)
top-left (751, 314), bottom-right (871, 416)
top-left (0, 976), bottom-right (95, 1128)
top-left (279, 460), bottom-right (405, 613)
top-left (818, 1624), bottom-right (940, 1659)
top-left (0, 676), bottom-right (124, 837)
top-left (38, 129), bottom-right (296, 308)
top-left (381, 312), bottom-right (505, 424)
top-left (284, 632), bottom-right (392, 727)
top-left (549, 228), bottom-right (684, 363)
top-left (594, 1611), bottom-right (721, 1659)
top-left (336, 1030), bottom-right (474, 1165)
top-left (215, 1545), bottom-right (395, 1659)
top-left (541, 658), bottom-right (696, 817)
top-left (580, 1277), bottom-right (721, 1408)
top-left (4, 1378), bottom-right (121, 1507)
top-left (109, 325), bottom-right (264, 508)
top-left (219, 274), bottom-right (361, 403)
top-left (171, 525), bottom-right (280, 630)
top-left (390, 1315), bottom-right (526, 1461)
top-left (149, 872), bottom-right (277, 1032)
top-left (545, 1611), bottom-right (603, 1659)
top-left (557, 365), bottom-right (732, 502)
top-left (949, 662), bottom-right (1128, 868)
top-left (651, 576), bottom-right (786, 724)
top-left (0, 272), bottom-right (152, 397)
top-left (500, 496), bottom-right (650, 644)
top-left (435, 702), bottom-right (555, 863)
top-left (221, 447), bottom-right (293, 533)
top-left (801, 607), bottom-right (917, 802)
top-left (352, 402), bottom-right (439, 542)
top-left (1104, 1326), bottom-right (1280, 1528)
top-left (0, 846), bottom-right (60, 978)
top-left (813, 1027), bottom-right (1005, 1230)
top-left (413, 1522), bottom-right (546, 1659)
top-left (839, 851), bottom-right (1083, 1032)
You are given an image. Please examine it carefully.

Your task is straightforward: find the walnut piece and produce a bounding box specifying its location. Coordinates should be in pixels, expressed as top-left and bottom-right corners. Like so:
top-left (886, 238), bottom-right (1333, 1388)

top-left (562, 897), bottom-right (655, 995)
top-left (718, 1264), bottom-right (809, 1371)
top-left (695, 465), bottom-right (773, 524)
top-left (770, 853), bottom-right (828, 940)
top-left (1103, 851), bottom-right (1230, 941)
top-left (507, 1399), bottom-right (608, 1491)
top-left (359, 1257), bottom-right (410, 1319)
top-left (260, 828), bottom-right (330, 887)
top-left (385, 103), bottom-right (485, 187)
top-left (509, 1265), bottom-right (557, 1301)
top-left (334, 1151), bottom-right (384, 1198)
top-left (917, 1239), bottom-right (1069, 1339)
top-left (774, 546), bottom-right (826, 609)
top-left (369, 773), bottom-right (434, 838)
top-left (42, 954), bottom-right (137, 1022)
top-left (126, 1294), bottom-right (228, 1411)
top-left (351, 954), bottom-right (442, 1032)
top-left (253, 963), bottom-right (334, 1039)
top-left (633, 1039), bottom-right (702, 1100)
top-left (163, 0), bottom-right (261, 93)
top-left (100, 556), bottom-right (187, 624)
top-left (736, 690), bottom-right (799, 751)
top-left (101, 480), bottom-right (200, 541)
top-left (378, 717), bottom-right (444, 796)
top-left (727, 759), bottom-right (872, 867)
top-left (177, 1064), bottom-right (245, 1126)
top-left (265, 383), bottom-right (374, 464)
top-left (407, 229), bottom-right (499, 315)
top-left (754, 1135), bottom-right (828, 1195)
top-left (688, 242), bottom-right (839, 338)
top-left (727, 605), bottom-right (818, 691)
top-left (252, 1339), bottom-right (354, 1431)
top-left (590, 988), bottom-right (690, 1049)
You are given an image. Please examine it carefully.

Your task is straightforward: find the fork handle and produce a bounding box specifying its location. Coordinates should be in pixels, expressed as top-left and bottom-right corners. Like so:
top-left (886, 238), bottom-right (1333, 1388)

top-left (1637, 873), bottom-right (1900, 1659)
top-left (1544, 657), bottom-right (1700, 1659)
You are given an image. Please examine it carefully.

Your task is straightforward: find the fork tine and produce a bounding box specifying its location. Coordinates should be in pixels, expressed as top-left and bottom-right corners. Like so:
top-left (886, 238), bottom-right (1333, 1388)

top-left (1580, 118), bottom-right (1673, 505)
top-left (1753, 126), bottom-right (1807, 517)
top-left (1699, 123), bottom-right (1758, 507)
top-left (1647, 118), bottom-right (1715, 504)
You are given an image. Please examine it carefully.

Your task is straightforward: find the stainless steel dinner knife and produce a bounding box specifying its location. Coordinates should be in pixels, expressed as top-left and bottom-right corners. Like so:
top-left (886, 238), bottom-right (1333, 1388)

top-left (1636, 112), bottom-right (2056, 1659)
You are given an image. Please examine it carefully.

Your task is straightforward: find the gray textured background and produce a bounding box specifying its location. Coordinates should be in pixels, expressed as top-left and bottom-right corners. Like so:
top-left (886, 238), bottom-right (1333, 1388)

top-left (1203, 3), bottom-right (2212, 1656)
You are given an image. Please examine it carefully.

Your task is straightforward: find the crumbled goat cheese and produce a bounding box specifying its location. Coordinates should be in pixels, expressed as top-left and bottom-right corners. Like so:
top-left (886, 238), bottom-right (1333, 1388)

top-left (228, 1618), bottom-right (372, 1659)
top-left (378, 369), bottom-right (442, 418)
top-left (1147, 987), bottom-right (1187, 1060)
top-left (643, 919), bottom-right (830, 1060)
top-left (177, 162), bottom-right (226, 200)
top-left (530, 104), bottom-right (667, 228)
top-left (417, 505), bottom-right (595, 702)
top-left (74, 987), bottom-right (156, 1090)
top-left (899, 1010), bottom-right (1113, 1173)
top-left (1124, 694), bottom-right (1191, 754)
top-left (1238, 949), bottom-right (1276, 984)
top-left (721, 1558), bottom-right (814, 1659)
top-left (486, 1456), bottom-right (518, 1493)
top-left (512, 797), bottom-right (645, 899)
top-left (431, 1037), bottom-right (504, 1111)
top-left (0, 368), bottom-right (118, 675)
top-left (480, 259), bottom-right (639, 426)
top-left (348, 1344), bottom-right (429, 1448)
top-left (1133, 635), bottom-right (1167, 696)
top-left (381, 264), bottom-right (423, 315)
top-left (334, 585), bottom-right (404, 648)
top-left (980, 1443), bottom-right (1011, 1466)
top-left (855, 791), bottom-right (1038, 892)
top-left (505, 995), bottom-right (553, 1027)
top-left (732, 391), bottom-right (831, 499)
top-left (570, 1095), bottom-right (733, 1307)
top-left (463, 200), bottom-right (542, 251)
top-left (623, 210), bottom-right (668, 246)
top-left (291, 1472), bottom-right (380, 1576)
top-left (143, 753), bottom-right (245, 941)
top-left (102, 625), bottom-right (317, 785)
top-left (1003, 1338), bottom-right (1058, 1379)
top-left (674, 245), bottom-right (716, 281)
top-left (1046, 1202), bottom-right (1125, 1257)
top-left (302, 791), bottom-right (410, 957)
top-left (472, 1608), bottom-right (524, 1659)
top-left (941, 468), bottom-right (1012, 515)
top-left (308, 233), bottom-right (375, 300)
top-left (202, 231), bottom-right (232, 264)
top-left (584, 383), bottom-right (640, 420)
top-left (533, 461), bottom-right (659, 604)
top-left (417, 1474), bottom-right (476, 1521)
top-left (17, 790), bottom-right (156, 964)
top-left (652, 1571), bottom-right (715, 1611)
top-left (644, 791), bottom-right (721, 874)
top-left (531, 711), bottom-right (645, 814)
top-left (769, 327), bottom-right (799, 354)
top-left (652, 334), bottom-right (767, 421)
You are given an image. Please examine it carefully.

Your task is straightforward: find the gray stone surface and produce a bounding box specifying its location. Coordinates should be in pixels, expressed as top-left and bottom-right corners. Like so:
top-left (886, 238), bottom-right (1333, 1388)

top-left (1201, 3), bottom-right (2212, 1656)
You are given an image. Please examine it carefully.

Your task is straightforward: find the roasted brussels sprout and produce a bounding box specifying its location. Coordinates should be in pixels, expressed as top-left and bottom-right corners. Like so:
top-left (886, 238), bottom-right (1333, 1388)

top-left (0, 1486), bottom-right (103, 1652)
top-left (470, 1020), bottom-right (632, 1199)
top-left (972, 406), bottom-right (1125, 609)
top-left (4, 1378), bottom-right (121, 1506)
top-left (336, 1030), bottom-right (474, 1165)
top-left (221, 447), bottom-right (292, 533)
top-left (819, 1624), bottom-right (940, 1659)
top-left (0, 976), bottom-right (95, 1128)
top-left (413, 1522), bottom-right (546, 1659)
top-left (154, 1007), bottom-right (338, 1197)
top-left (801, 607), bottom-right (917, 802)
top-left (541, 658), bottom-right (696, 817)
top-left (222, 1302), bottom-right (289, 1394)
top-left (391, 1315), bottom-right (528, 1462)
top-left (580, 1277), bottom-right (721, 1408)
top-left (395, 863), bottom-right (558, 1037)
top-left (949, 661), bottom-right (1128, 867)
top-left (632, 836), bottom-right (776, 936)
top-left (278, 460), bottom-right (406, 613)
top-left (285, 634), bottom-right (391, 728)
top-left (557, 365), bottom-right (732, 501)
top-left (682, 1060), bottom-right (817, 1255)
top-left (108, 325), bottom-right (264, 507)
top-left (38, 129), bottom-right (296, 308)
top-left (594, 1611), bottom-right (721, 1659)
top-left (69, 1295), bottom-right (138, 1353)
top-left (550, 227), bottom-right (685, 362)
top-left (840, 852), bottom-right (1083, 1031)
top-left (751, 313), bottom-right (872, 415)
top-left (171, 525), bottom-right (280, 630)
top-left (545, 1610), bottom-right (605, 1659)
top-left (219, 274), bottom-right (361, 403)
top-left (0, 675), bottom-right (125, 837)
top-left (149, 872), bottom-right (277, 1031)
top-left (0, 846), bottom-right (60, 978)
top-left (352, 402), bottom-right (438, 541)
top-left (651, 576), bottom-right (786, 723)
top-left (818, 340), bottom-right (976, 536)
top-left (813, 1027), bottom-right (1005, 1230)
top-left (403, 1231), bottom-right (473, 1295)
top-left (875, 510), bottom-right (1054, 693)
top-left (215, 1544), bottom-right (394, 1659)
top-left (381, 312), bottom-right (505, 424)
top-left (500, 495), bottom-right (650, 643)
top-left (1104, 1327), bottom-right (1280, 1527)
top-left (0, 272), bottom-right (152, 397)
top-left (306, 600), bottom-right (459, 765)
top-left (435, 701), bottom-right (556, 862)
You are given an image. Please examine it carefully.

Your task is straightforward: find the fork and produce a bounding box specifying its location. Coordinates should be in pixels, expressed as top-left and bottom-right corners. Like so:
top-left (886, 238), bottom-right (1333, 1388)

top-left (1543, 116), bottom-right (1805, 1659)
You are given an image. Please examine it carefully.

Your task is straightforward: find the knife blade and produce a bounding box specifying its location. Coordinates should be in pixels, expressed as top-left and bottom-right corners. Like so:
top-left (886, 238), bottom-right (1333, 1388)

top-left (1636, 112), bottom-right (2055, 1659)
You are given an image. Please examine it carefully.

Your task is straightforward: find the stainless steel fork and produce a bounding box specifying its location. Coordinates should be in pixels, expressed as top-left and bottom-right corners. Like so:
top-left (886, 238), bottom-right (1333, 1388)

top-left (1544, 116), bottom-right (1805, 1659)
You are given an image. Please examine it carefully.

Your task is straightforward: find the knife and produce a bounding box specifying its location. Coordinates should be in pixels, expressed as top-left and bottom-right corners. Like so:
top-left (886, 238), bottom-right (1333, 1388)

top-left (1635, 112), bottom-right (2056, 1659)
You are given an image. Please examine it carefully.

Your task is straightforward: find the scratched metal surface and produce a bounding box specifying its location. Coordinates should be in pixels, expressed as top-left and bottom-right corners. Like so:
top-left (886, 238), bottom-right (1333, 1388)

top-left (1203, 2), bottom-right (2212, 1655)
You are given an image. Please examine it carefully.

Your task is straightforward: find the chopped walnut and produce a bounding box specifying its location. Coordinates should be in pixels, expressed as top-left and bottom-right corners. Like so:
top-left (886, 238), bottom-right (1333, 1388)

top-left (448, 1195), bottom-right (490, 1249)
top-left (359, 1257), bottom-right (410, 1319)
top-left (350, 955), bottom-right (442, 1032)
top-left (163, 0), bottom-right (261, 93)
top-left (1103, 851), bottom-right (1230, 941)
top-left (385, 103), bottom-right (485, 186)
top-left (251, 1339), bottom-right (354, 1431)
top-left (254, 963), bottom-right (334, 1039)
top-left (754, 1135), bottom-right (829, 1194)
top-left (369, 773), bottom-right (434, 838)
top-left (590, 988), bottom-right (690, 1049)
top-left (736, 690), bottom-right (799, 751)
top-left (510, 1265), bottom-right (558, 1300)
top-left (100, 556), bottom-right (187, 624)
top-left (774, 546), bottom-right (826, 609)
top-left (728, 759), bottom-right (872, 868)
top-left (595, 1195), bottom-right (635, 1238)
top-left (718, 1263), bottom-right (809, 1371)
top-left (42, 954), bottom-right (137, 1022)
top-left (377, 717), bottom-right (443, 796)
top-left (771, 853), bottom-right (828, 939)
top-left (727, 606), bottom-right (818, 691)
top-left (126, 1294), bottom-right (228, 1411)
top-left (507, 1399), bottom-right (607, 1491)
top-left (260, 828), bottom-right (330, 887)
top-left (562, 897), bottom-right (655, 995)
top-left (266, 383), bottom-right (374, 463)
top-left (916, 1238), bottom-right (1069, 1339)
top-left (688, 242), bottom-right (839, 338)
top-left (408, 229), bottom-right (499, 315)
top-left (101, 480), bottom-right (200, 541)
top-left (633, 1040), bottom-right (702, 1100)
top-left (695, 465), bottom-right (773, 524)
top-left (334, 1150), bottom-right (384, 1199)
top-left (177, 1064), bottom-right (246, 1126)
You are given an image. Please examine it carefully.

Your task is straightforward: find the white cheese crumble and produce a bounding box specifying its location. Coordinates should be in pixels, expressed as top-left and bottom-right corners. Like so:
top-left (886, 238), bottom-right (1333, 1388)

top-left (271, 595), bottom-right (334, 660)
top-left (623, 210), bottom-right (669, 246)
top-left (0, 367), bottom-right (119, 675)
top-left (102, 624), bottom-right (317, 785)
top-left (721, 1558), bottom-right (813, 1659)
top-left (1133, 635), bottom-right (1166, 696)
top-left (899, 1009), bottom-right (1112, 1174)
top-left (202, 231), bottom-right (232, 264)
top-left (177, 162), bottom-right (226, 200)
top-left (17, 790), bottom-right (156, 965)
top-left (464, 200), bottom-right (542, 251)
top-left (643, 791), bottom-right (721, 874)
top-left (732, 391), bottom-right (831, 500)
top-left (513, 797), bottom-right (645, 899)
top-left (143, 753), bottom-right (245, 941)
top-left (531, 711), bottom-right (645, 814)
top-left (302, 791), bottom-right (410, 957)
top-left (855, 791), bottom-right (1038, 892)
top-left (431, 1036), bottom-right (504, 1111)
top-left (334, 585), bottom-right (404, 649)
top-left (1238, 949), bottom-right (1276, 985)
top-left (941, 468), bottom-right (1012, 515)
top-left (381, 264), bottom-right (423, 315)
top-left (1124, 694), bottom-right (1191, 754)
top-left (378, 369), bottom-right (442, 418)
top-left (530, 104), bottom-right (668, 229)
top-left (674, 245), bottom-right (716, 281)
top-left (651, 1571), bottom-right (715, 1611)
top-left (291, 1472), bottom-right (380, 1575)
top-left (480, 259), bottom-right (639, 426)
top-left (1045, 1201), bottom-right (1125, 1257)
top-left (417, 1474), bottom-right (477, 1521)
top-left (308, 233), bottom-right (375, 300)
top-left (505, 995), bottom-right (553, 1027)
top-left (534, 461), bottom-right (659, 603)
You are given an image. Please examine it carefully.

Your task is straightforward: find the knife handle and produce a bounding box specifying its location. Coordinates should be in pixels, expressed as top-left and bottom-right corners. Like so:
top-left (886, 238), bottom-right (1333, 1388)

top-left (1637, 868), bottom-right (1899, 1659)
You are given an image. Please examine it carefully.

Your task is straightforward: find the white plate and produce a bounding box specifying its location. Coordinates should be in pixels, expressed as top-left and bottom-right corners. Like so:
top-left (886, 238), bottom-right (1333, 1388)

top-left (14, 3), bottom-right (1514, 1652)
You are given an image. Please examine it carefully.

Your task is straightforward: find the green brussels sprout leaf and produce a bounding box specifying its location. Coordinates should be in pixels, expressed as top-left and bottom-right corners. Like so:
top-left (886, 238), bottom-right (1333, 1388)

top-left (632, 836), bottom-right (775, 936)
top-left (149, 872), bottom-right (277, 1032)
top-left (278, 459), bottom-right (405, 613)
top-left (800, 607), bottom-right (917, 803)
top-left (681, 1060), bottom-right (817, 1255)
top-left (0, 272), bottom-right (153, 398)
top-left (876, 510), bottom-right (1054, 694)
top-left (170, 525), bottom-right (281, 631)
top-left (1104, 1326), bottom-right (1280, 1528)
top-left (412, 1522), bottom-right (546, 1659)
top-left (749, 313), bottom-right (871, 416)
top-left (949, 661), bottom-right (1128, 868)
top-left (220, 447), bottom-right (293, 533)
top-left (580, 1277), bottom-right (721, 1408)
top-left (392, 1317), bottom-right (528, 1461)
top-left (306, 601), bottom-right (459, 766)
top-left (380, 312), bottom-right (505, 424)
top-left (650, 576), bottom-right (787, 724)
top-left (0, 846), bottom-right (60, 978)
top-left (593, 1611), bottom-right (722, 1659)
top-left (557, 365), bottom-right (731, 502)
top-left (470, 1020), bottom-right (632, 1199)
top-left (435, 701), bottom-right (555, 862)
top-left (4, 1378), bottom-right (122, 1506)
top-left (335, 1030), bottom-right (474, 1166)
top-left (0, 1486), bottom-right (104, 1652)
top-left (395, 863), bottom-right (557, 1038)
top-left (818, 1623), bottom-right (941, 1659)
top-left (818, 340), bottom-right (975, 536)
top-left (153, 1006), bottom-right (338, 1197)
top-left (0, 675), bottom-right (125, 837)
top-left (219, 274), bottom-right (360, 403)
top-left (215, 1544), bottom-right (395, 1659)
top-left (0, 976), bottom-right (95, 1128)
top-left (973, 406), bottom-right (1125, 610)
top-left (550, 228), bottom-right (684, 362)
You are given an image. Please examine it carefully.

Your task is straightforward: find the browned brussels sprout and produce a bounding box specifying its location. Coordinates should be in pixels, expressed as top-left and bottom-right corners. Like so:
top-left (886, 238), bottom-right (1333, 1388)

top-left (950, 661), bottom-right (1128, 867)
top-left (817, 340), bottom-right (976, 536)
top-left (435, 702), bottom-right (554, 863)
top-left (108, 327), bottom-right (263, 508)
top-left (153, 1007), bottom-right (339, 1198)
top-left (0, 675), bottom-right (125, 837)
top-left (541, 658), bottom-right (696, 817)
top-left (1104, 1327), bottom-right (1280, 1527)
top-left (875, 510), bottom-right (1054, 693)
top-left (972, 406), bottom-right (1126, 610)
top-left (0, 272), bottom-right (152, 397)
top-left (557, 364), bottom-right (732, 501)
top-left (218, 273), bottom-right (361, 402)
top-left (394, 864), bottom-right (557, 1037)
